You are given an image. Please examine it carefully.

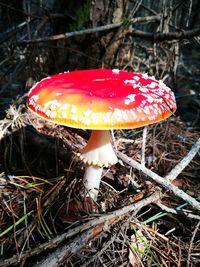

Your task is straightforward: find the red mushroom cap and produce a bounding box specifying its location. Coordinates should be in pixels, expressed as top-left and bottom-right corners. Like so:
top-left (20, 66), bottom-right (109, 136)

top-left (27, 69), bottom-right (176, 129)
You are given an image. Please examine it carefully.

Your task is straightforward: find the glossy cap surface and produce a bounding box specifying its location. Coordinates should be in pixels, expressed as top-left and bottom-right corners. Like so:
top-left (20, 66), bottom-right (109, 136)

top-left (27, 69), bottom-right (176, 129)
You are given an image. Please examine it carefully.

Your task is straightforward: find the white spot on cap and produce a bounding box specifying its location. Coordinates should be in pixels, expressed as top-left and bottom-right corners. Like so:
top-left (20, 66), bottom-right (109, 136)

top-left (153, 108), bottom-right (158, 115)
top-left (139, 86), bottom-right (149, 93)
top-left (29, 98), bottom-right (36, 107)
top-left (56, 92), bottom-right (62, 96)
top-left (148, 82), bottom-right (158, 88)
top-left (92, 114), bottom-right (99, 125)
top-left (137, 107), bottom-right (142, 113)
top-left (62, 111), bottom-right (67, 118)
top-left (133, 83), bottom-right (139, 89)
top-left (103, 112), bottom-right (112, 123)
top-left (112, 69), bottom-right (120, 74)
top-left (154, 98), bottom-right (163, 103)
top-left (50, 102), bottom-right (59, 110)
top-left (124, 94), bottom-right (136, 105)
top-left (71, 114), bottom-right (78, 121)
top-left (144, 106), bottom-right (150, 114)
top-left (71, 105), bottom-right (77, 114)
top-left (112, 108), bottom-right (123, 121)
top-left (122, 110), bottom-right (128, 121)
top-left (141, 100), bottom-right (147, 106)
top-left (83, 110), bottom-right (93, 117)
top-left (148, 115), bottom-right (156, 121)
top-left (149, 105), bottom-right (154, 111)
top-left (141, 73), bottom-right (149, 79)
top-left (124, 80), bottom-right (136, 85)
top-left (62, 103), bottom-right (70, 109)
top-left (146, 94), bottom-right (154, 103)
top-left (31, 94), bottom-right (39, 101)
top-left (49, 111), bottom-right (57, 119)
top-left (133, 75), bottom-right (140, 81)
top-left (158, 80), bottom-right (165, 87)
top-left (130, 109), bottom-right (137, 120)
top-left (45, 110), bottom-right (51, 117)
top-left (43, 100), bottom-right (58, 111)
top-left (169, 99), bottom-right (176, 106)
top-left (93, 78), bottom-right (108, 82)
top-left (153, 103), bottom-right (158, 109)
top-left (35, 104), bottom-right (42, 111)
top-left (84, 117), bottom-right (91, 125)
top-left (164, 93), bottom-right (170, 100)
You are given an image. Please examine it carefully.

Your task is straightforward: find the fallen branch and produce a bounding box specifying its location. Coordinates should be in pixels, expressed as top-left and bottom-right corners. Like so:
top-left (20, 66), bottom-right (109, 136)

top-left (156, 202), bottom-right (200, 220)
top-left (15, 18), bottom-right (200, 45)
top-left (165, 137), bottom-right (200, 182)
top-left (128, 27), bottom-right (200, 42)
top-left (0, 192), bottom-right (160, 267)
top-left (33, 191), bottom-right (160, 267)
top-left (116, 149), bottom-right (200, 212)
top-left (33, 225), bottom-right (104, 267)
top-left (16, 14), bottom-right (197, 45)
top-left (16, 22), bottom-right (122, 44)
top-left (17, 23), bottom-right (200, 45)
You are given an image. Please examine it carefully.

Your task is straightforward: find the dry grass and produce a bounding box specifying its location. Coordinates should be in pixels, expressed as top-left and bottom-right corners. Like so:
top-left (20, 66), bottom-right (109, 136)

top-left (0, 1), bottom-right (200, 265)
top-left (0, 102), bottom-right (200, 266)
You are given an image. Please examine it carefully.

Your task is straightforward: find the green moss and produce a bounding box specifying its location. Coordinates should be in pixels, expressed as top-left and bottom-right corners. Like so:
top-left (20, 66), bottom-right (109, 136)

top-left (69, 0), bottom-right (90, 31)
top-left (191, 49), bottom-right (200, 58)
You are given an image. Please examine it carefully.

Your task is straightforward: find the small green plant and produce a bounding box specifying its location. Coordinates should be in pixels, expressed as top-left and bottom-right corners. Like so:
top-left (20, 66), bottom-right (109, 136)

top-left (130, 224), bottom-right (161, 267)
top-left (0, 210), bottom-right (33, 238)
top-left (69, 1), bottom-right (90, 31)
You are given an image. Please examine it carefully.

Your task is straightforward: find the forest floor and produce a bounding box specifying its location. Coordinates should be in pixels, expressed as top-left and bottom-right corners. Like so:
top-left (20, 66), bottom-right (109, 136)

top-left (0, 0), bottom-right (200, 265)
top-left (0, 78), bottom-right (200, 267)
top-left (0, 41), bottom-right (200, 267)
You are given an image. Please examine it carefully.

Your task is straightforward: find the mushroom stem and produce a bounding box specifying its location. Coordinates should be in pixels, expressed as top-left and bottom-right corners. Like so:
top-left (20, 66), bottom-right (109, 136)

top-left (83, 166), bottom-right (103, 200)
top-left (80, 130), bottom-right (118, 200)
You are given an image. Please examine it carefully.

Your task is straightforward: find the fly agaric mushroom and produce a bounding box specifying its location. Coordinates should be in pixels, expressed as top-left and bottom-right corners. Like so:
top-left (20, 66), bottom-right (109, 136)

top-left (27, 69), bottom-right (176, 200)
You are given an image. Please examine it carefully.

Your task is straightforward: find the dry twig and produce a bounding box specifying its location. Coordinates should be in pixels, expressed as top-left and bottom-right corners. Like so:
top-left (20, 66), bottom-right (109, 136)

top-left (165, 137), bottom-right (200, 182)
top-left (156, 202), bottom-right (200, 220)
top-left (0, 192), bottom-right (160, 267)
top-left (116, 143), bottom-right (200, 212)
top-left (187, 221), bottom-right (200, 267)
top-left (13, 15), bottom-right (200, 45)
